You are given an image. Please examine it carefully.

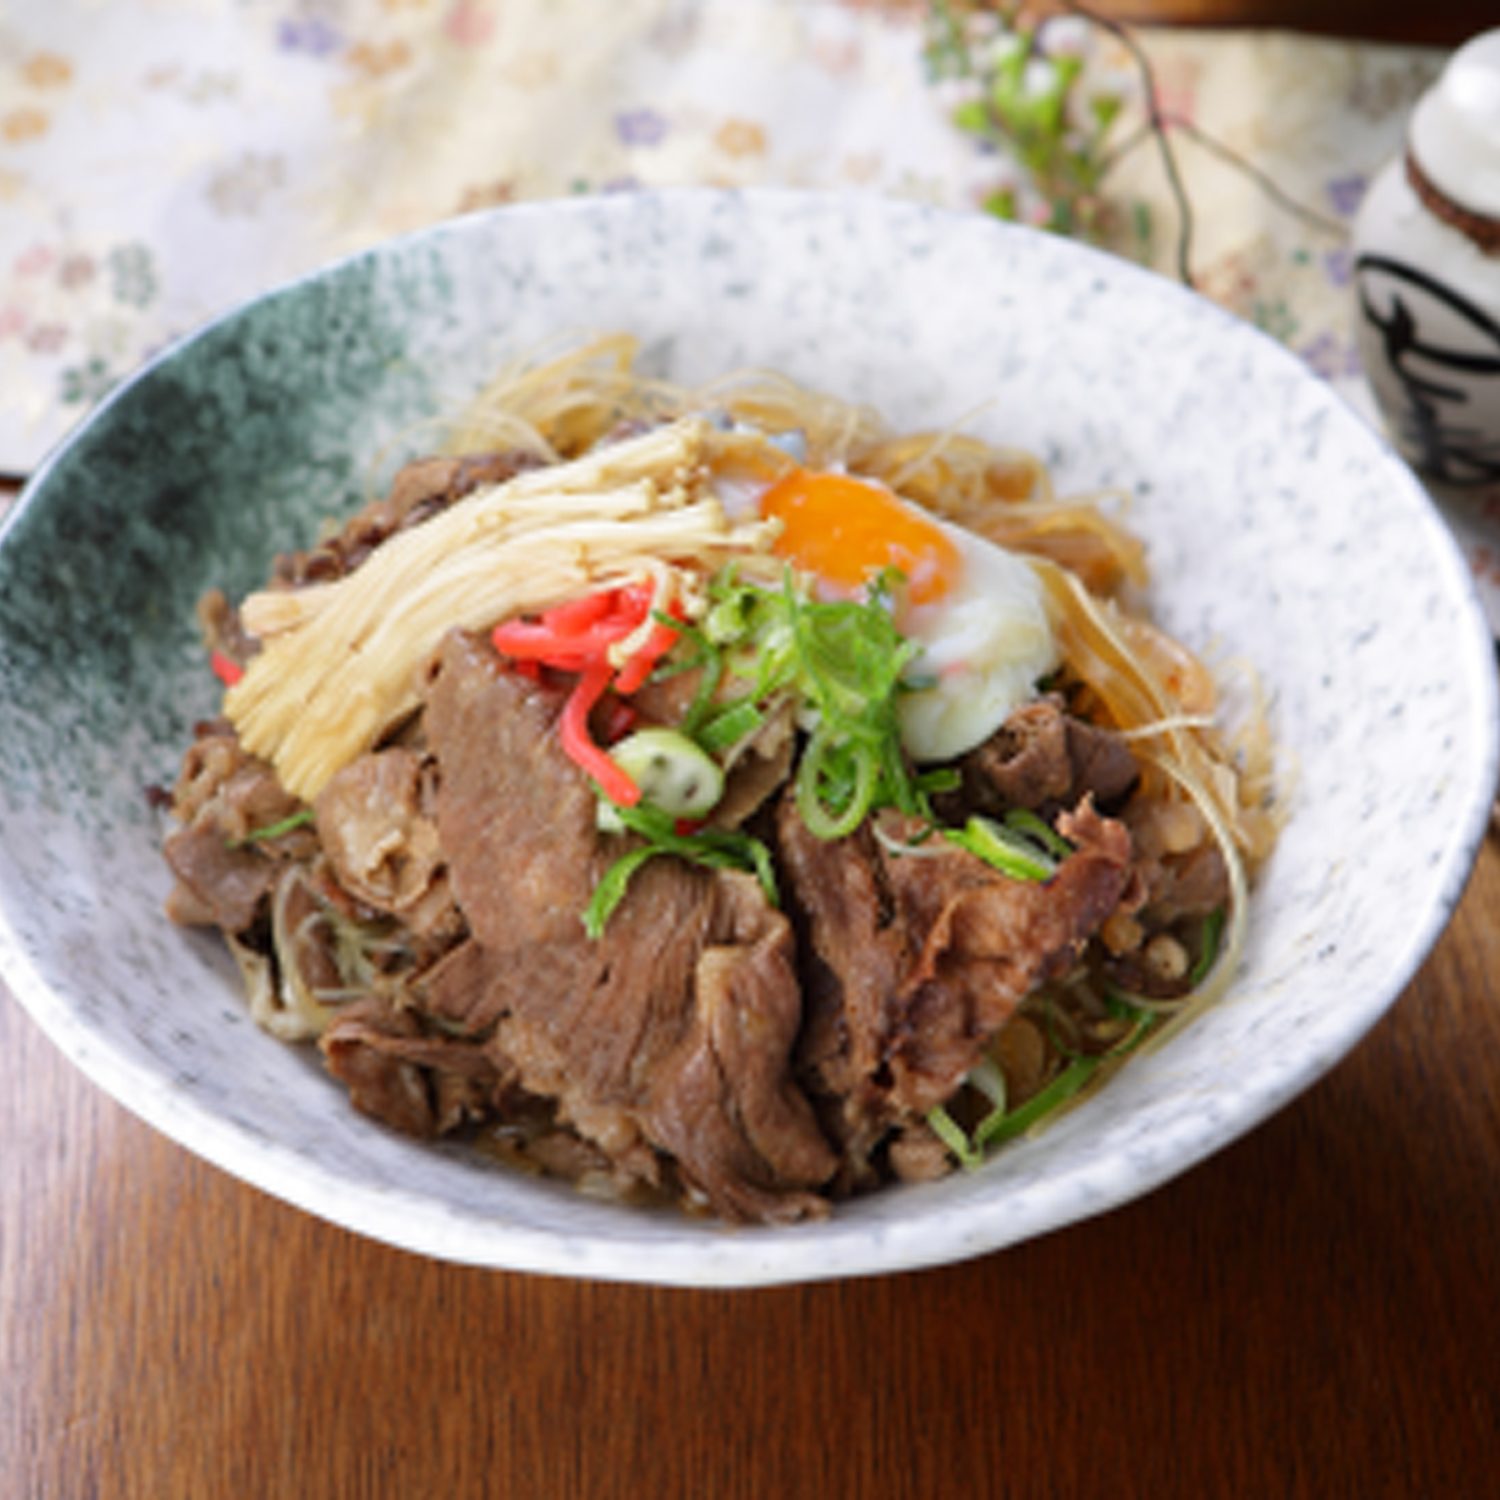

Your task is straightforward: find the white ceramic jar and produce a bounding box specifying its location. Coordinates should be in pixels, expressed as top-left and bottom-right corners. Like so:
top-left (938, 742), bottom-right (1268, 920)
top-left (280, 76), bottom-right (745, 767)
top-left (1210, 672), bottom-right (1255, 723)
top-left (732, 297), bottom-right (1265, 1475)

top-left (1352, 30), bottom-right (1500, 486)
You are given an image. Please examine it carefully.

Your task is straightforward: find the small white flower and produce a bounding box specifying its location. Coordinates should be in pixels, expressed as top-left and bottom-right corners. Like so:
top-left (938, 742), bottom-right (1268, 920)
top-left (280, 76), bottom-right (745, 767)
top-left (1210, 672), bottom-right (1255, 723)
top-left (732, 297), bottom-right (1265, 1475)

top-left (1043, 17), bottom-right (1092, 60)
top-left (973, 30), bottom-right (1027, 76)
top-left (931, 77), bottom-right (985, 113)
top-left (1022, 57), bottom-right (1061, 99)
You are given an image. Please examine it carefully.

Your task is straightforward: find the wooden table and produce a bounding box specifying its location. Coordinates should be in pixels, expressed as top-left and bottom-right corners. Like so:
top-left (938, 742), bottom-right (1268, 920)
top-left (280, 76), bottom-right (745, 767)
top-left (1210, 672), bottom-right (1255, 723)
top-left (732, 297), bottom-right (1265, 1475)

top-left (5, 796), bottom-right (1498, 1496)
top-left (7, 6), bottom-right (1500, 1487)
top-left (4, 445), bottom-right (1499, 1495)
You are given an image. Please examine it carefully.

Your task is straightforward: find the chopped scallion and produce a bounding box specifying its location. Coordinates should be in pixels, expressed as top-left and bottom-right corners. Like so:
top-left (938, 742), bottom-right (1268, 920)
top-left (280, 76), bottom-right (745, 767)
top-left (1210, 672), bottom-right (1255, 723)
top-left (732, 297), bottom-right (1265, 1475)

top-left (926, 1104), bottom-right (984, 1170)
top-left (697, 698), bottom-right (765, 753)
top-left (976, 1056), bottom-right (1102, 1148)
top-left (1190, 907), bottom-right (1226, 986)
top-left (1002, 807), bottom-right (1075, 861)
top-left (968, 1057), bottom-right (1009, 1111)
top-left (233, 807), bottom-right (315, 847)
top-left (584, 802), bottom-right (778, 938)
top-left (945, 814), bottom-right (1057, 882)
top-left (582, 847), bottom-right (659, 940)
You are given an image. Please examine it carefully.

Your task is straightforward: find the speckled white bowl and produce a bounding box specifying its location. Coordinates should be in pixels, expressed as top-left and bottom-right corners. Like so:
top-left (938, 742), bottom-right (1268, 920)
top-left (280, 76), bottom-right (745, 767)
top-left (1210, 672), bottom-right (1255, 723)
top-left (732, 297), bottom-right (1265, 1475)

top-left (1, 190), bottom-right (1495, 1285)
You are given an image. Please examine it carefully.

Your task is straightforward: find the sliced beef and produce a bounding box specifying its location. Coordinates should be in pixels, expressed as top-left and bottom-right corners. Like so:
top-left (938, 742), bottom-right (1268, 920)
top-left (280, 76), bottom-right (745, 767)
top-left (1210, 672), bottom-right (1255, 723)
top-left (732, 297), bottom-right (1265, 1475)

top-left (1131, 839), bottom-right (1230, 926)
top-left (949, 699), bottom-right (1139, 819)
top-left (1064, 717), bottom-right (1140, 808)
top-left (712, 696), bottom-right (797, 830)
top-left (163, 826), bottom-right (280, 932)
top-left (640, 869), bottom-right (837, 1219)
top-left (196, 587), bottom-right (259, 667)
top-left (424, 631), bottom-right (604, 948)
top-left (313, 747), bottom-right (457, 936)
top-left (162, 726), bottom-right (312, 932)
top-left (880, 799), bottom-right (1130, 1113)
top-left (777, 790), bottom-right (1133, 1168)
top-left (320, 992), bottom-right (511, 1138)
top-left (272, 450), bottom-right (537, 588)
top-left (773, 813), bottom-right (909, 1183)
top-left (413, 938), bottom-right (507, 1039)
top-left (269, 862), bottom-right (344, 1010)
top-left (417, 629), bottom-right (837, 1222)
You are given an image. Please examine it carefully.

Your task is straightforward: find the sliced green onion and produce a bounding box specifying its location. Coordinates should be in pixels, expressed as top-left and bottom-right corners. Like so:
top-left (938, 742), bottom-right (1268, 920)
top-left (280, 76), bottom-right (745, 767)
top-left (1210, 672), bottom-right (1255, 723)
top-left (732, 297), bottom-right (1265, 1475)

top-left (1002, 807), bottom-right (1074, 861)
top-left (1097, 1008), bottom-right (1157, 1058)
top-left (233, 807), bottom-right (315, 847)
top-left (678, 647), bottom-right (726, 737)
top-left (926, 1104), bottom-right (984, 1169)
top-left (585, 802), bottom-right (778, 937)
top-left (968, 1056), bottom-right (1009, 1110)
top-left (977, 1055), bottom-right (1102, 1148)
top-left (697, 698), bottom-right (765, 753)
top-left (927, 1061), bottom-right (1010, 1171)
top-left (1190, 907), bottom-right (1226, 986)
top-left (738, 833), bottom-right (781, 911)
top-left (703, 588), bottom-right (754, 645)
top-left (914, 766), bottom-right (961, 798)
top-left (674, 564), bottom-right (944, 843)
top-left (795, 730), bottom-right (880, 841)
top-left (945, 815), bottom-right (1057, 882)
top-left (582, 847), bottom-right (659, 940)
top-left (607, 728), bottom-right (724, 819)
top-left (966, 1059), bottom-right (1009, 1140)
top-left (932, 1001), bottom-right (1158, 1170)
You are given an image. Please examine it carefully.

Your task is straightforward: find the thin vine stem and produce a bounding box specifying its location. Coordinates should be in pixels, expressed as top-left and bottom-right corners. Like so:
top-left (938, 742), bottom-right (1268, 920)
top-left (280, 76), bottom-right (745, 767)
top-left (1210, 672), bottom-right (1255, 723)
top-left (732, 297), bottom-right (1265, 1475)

top-left (1099, 112), bottom-right (1348, 240)
top-left (1058, 0), bottom-right (1197, 285)
top-left (1159, 114), bottom-right (1349, 237)
top-left (929, 2), bottom-right (1350, 283)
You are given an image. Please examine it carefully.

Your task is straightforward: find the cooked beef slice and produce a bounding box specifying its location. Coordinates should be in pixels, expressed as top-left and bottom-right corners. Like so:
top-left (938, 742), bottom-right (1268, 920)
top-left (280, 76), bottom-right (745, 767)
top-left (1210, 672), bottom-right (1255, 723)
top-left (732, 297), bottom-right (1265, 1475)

top-left (711, 696), bottom-right (797, 830)
top-left (320, 992), bottom-right (511, 1138)
top-left (881, 799), bottom-right (1130, 1111)
top-left (948, 698), bottom-right (1139, 818)
top-left (314, 746), bottom-right (458, 936)
top-left (771, 814), bottom-right (910, 1179)
top-left (424, 631), bottom-right (605, 948)
top-left (641, 869), bottom-right (838, 1219)
top-left (777, 790), bottom-right (1133, 1162)
top-left (163, 725), bottom-right (313, 931)
top-left (271, 451), bottom-right (537, 588)
top-left (270, 863), bottom-right (345, 999)
top-left (413, 938), bottom-right (507, 1039)
top-left (196, 587), bottom-right (259, 666)
top-left (416, 630), bottom-right (837, 1222)
top-left (1128, 836), bottom-right (1230, 927)
top-left (163, 826), bottom-right (279, 932)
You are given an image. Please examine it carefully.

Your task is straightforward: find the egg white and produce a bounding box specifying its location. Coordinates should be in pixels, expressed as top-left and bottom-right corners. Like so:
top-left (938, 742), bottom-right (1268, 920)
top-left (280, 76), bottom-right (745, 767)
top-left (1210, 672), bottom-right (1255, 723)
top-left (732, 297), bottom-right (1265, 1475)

top-left (707, 447), bottom-right (1056, 763)
top-left (894, 516), bottom-right (1057, 763)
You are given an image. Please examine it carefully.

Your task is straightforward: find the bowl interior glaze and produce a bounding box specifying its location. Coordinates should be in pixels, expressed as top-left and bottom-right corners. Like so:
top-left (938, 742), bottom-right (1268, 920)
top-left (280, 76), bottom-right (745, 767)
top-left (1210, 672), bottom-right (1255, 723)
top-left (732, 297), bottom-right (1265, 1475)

top-left (0, 190), bottom-right (1494, 1285)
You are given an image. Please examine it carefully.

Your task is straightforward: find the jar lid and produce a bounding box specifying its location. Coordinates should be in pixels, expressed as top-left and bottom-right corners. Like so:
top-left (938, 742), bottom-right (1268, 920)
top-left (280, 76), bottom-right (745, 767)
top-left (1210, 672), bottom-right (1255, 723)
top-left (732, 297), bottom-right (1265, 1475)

top-left (1410, 29), bottom-right (1500, 219)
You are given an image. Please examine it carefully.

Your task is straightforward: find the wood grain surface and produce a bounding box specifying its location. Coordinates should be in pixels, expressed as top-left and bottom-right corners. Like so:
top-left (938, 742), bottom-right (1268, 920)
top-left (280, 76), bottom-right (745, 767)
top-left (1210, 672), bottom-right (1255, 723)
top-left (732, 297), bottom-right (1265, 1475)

top-left (5, 10), bottom-right (1500, 1493)
top-left (4, 826), bottom-right (1498, 1499)
top-left (1089, 0), bottom-right (1489, 46)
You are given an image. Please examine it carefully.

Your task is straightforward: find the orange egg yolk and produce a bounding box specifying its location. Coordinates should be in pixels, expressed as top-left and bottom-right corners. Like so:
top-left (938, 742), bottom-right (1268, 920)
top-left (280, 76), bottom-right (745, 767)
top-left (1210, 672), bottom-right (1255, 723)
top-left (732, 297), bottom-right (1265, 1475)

top-left (758, 468), bottom-right (960, 605)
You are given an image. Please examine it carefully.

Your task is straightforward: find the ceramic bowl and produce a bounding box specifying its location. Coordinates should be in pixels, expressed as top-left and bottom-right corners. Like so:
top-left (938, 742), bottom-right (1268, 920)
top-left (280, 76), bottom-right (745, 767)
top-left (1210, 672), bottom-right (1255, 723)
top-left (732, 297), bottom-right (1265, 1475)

top-left (1, 190), bottom-right (1494, 1285)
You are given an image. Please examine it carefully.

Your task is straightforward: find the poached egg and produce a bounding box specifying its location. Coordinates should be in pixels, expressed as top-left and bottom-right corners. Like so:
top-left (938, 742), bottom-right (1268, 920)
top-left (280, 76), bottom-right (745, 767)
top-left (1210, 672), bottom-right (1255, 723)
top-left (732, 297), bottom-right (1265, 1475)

top-left (753, 463), bottom-right (1056, 762)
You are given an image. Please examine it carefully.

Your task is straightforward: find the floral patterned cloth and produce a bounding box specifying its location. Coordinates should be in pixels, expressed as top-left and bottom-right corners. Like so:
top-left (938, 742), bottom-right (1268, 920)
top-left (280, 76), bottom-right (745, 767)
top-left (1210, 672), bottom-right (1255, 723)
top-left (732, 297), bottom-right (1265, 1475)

top-left (2, 1), bottom-right (1494, 626)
